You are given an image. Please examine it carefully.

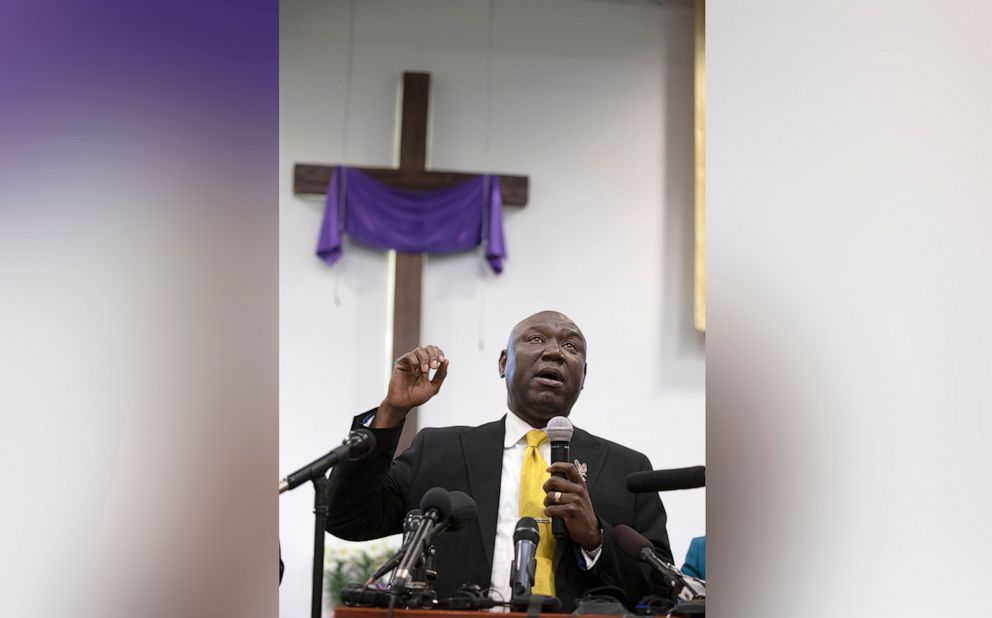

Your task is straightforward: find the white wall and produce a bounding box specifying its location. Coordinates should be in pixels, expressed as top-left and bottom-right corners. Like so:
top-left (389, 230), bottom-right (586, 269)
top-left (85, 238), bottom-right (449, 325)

top-left (280, 1), bottom-right (704, 615)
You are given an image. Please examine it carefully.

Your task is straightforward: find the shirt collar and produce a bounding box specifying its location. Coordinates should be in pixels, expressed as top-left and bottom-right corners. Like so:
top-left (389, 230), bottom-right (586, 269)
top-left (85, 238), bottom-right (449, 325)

top-left (503, 410), bottom-right (542, 448)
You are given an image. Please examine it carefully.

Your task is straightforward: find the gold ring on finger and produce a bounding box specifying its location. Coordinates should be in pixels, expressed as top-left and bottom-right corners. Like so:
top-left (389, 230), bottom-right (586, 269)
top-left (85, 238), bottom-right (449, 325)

top-left (552, 490), bottom-right (562, 504)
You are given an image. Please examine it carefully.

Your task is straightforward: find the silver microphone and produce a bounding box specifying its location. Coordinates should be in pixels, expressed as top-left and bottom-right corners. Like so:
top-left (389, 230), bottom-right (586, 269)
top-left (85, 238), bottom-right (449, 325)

top-left (510, 516), bottom-right (540, 599)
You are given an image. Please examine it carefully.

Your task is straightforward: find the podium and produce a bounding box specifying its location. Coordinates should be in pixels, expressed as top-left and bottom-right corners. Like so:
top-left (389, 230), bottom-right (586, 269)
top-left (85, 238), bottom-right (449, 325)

top-left (335, 607), bottom-right (574, 618)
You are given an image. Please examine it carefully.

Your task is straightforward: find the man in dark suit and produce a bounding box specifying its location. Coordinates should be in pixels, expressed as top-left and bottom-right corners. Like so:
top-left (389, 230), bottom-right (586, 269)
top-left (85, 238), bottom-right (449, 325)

top-left (326, 311), bottom-right (672, 611)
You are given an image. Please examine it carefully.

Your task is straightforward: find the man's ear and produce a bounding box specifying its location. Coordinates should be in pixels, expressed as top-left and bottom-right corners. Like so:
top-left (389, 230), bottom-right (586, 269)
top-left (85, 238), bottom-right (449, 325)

top-left (498, 349), bottom-right (508, 378)
top-left (580, 363), bottom-right (587, 390)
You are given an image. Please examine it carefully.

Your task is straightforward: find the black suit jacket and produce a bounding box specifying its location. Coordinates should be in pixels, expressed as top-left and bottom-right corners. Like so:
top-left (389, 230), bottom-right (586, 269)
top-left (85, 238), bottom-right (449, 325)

top-left (326, 412), bottom-right (673, 611)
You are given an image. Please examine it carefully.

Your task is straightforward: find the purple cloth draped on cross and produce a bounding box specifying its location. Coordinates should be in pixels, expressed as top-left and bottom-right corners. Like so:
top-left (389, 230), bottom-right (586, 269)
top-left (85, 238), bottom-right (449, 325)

top-left (316, 167), bottom-right (506, 273)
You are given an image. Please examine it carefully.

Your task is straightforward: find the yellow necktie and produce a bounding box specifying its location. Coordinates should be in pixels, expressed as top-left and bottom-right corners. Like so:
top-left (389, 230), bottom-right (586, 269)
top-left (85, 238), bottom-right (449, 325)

top-left (520, 429), bottom-right (555, 596)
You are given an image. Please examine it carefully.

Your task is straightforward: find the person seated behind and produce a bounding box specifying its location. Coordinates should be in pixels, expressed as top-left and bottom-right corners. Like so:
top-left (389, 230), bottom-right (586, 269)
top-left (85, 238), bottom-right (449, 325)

top-left (681, 535), bottom-right (705, 580)
top-left (326, 310), bottom-right (673, 610)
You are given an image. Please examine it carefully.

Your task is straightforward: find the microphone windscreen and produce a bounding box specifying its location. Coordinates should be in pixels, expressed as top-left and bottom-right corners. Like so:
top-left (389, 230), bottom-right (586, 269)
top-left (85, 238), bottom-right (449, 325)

top-left (613, 524), bottom-right (653, 558)
top-left (348, 428), bottom-right (377, 459)
top-left (546, 416), bottom-right (573, 443)
top-left (446, 491), bottom-right (478, 531)
top-left (626, 466), bottom-right (705, 493)
top-left (513, 516), bottom-right (540, 544)
top-left (419, 487), bottom-right (453, 523)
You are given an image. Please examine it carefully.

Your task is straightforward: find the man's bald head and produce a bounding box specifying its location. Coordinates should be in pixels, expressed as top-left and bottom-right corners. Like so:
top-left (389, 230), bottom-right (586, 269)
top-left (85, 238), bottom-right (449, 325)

top-left (507, 311), bottom-right (587, 349)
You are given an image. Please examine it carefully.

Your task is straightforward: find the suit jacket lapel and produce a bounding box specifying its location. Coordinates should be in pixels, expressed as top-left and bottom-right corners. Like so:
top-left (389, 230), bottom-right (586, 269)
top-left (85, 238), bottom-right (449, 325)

top-left (552, 426), bottom-right (607, 572)
top-left (462, 417), bottom-right (506, 571)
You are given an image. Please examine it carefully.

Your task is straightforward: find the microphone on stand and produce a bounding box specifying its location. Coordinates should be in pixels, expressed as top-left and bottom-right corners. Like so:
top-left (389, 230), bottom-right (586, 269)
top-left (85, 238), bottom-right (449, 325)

top-left (429, 490), bottom-right (478, 539)
top-left (279, 428), bottom-right (376, 494)
top-left (614, 525), bottom-right (703, 600)
top-left (389, 488), bottom-right (452, 591)
top-left (366, 491), bottom-right (479, 587)
top-left (422, 490), bottom-right (477, 583)
top-left (546, 416), bottom-right (574, 538)
top-left (626, 466), bottom-right (705, 493)
top-left (364, 510), bottom-right (423, 585)
top-left (510, 517), bottom-right (540, 599)
top-left (510, 515), bottom-right (560, 613)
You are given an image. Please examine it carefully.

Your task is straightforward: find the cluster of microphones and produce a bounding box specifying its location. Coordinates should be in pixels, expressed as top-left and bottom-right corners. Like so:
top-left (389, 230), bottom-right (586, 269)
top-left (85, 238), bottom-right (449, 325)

top-left (340, 479), bottom-right (705, 616)
top-left (339, 487), bottom-right (487, 610)
top-left (338, 486), bottom-right (561, 612)
top-left (279, 417), bottom-right (706, 616)
top-left (280, 422), bottom-right (706, 616)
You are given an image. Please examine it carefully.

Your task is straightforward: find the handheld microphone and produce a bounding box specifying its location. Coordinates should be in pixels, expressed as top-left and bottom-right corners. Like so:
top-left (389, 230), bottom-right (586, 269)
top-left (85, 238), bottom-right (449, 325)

top-left (279, 428), bottom-right (376, 494)
top-left (510, 517), bottom-right (540, 599)
top-left (546, 416), bottom-right (573, 538)
top-left (626, 466), bottom-right (705, 493)
top-left (614, 525), bottom-right (695, 598)
top-left (390, 487), bottom-right (452, 590)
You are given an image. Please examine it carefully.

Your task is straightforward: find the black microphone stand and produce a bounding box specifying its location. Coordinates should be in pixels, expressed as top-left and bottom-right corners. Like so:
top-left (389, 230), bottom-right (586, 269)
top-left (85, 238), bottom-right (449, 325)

top-left (310, 473), bottom-right (332, 618)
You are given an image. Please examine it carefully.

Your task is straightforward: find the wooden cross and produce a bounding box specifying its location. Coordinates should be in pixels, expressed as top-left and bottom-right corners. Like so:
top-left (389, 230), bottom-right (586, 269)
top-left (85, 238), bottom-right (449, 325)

top-left (294, 72), bottom-right (530, 450)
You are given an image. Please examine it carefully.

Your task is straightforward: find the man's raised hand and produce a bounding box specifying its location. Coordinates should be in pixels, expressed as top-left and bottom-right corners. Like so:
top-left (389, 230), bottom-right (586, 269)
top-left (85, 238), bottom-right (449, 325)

top-left (374, 345), bottom-right (448, 428)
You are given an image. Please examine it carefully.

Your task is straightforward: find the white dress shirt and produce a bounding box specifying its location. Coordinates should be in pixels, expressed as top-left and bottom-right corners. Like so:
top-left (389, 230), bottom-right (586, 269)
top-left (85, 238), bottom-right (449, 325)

top-left (488, 412), bottom-right (600, 606)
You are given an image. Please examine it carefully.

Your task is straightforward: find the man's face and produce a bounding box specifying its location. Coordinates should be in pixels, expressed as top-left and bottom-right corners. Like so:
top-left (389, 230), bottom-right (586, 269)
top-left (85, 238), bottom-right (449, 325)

top-left (499, 311), bottom-right (587, 428)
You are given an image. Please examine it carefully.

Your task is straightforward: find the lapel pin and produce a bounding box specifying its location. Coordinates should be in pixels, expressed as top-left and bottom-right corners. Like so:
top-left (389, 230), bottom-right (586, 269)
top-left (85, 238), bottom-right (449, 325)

top-left (573, 459), bottom-right (588, 481)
